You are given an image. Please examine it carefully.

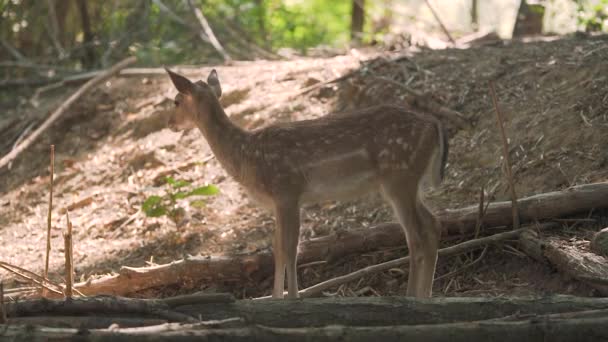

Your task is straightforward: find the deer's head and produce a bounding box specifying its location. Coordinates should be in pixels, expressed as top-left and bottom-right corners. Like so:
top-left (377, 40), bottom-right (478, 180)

top-left (165, 68), bottom-right (223, 132)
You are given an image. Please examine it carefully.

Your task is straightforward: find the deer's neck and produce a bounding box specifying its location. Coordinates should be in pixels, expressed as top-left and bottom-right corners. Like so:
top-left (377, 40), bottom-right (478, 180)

top-left (195, 100), bottom-right (249, 180)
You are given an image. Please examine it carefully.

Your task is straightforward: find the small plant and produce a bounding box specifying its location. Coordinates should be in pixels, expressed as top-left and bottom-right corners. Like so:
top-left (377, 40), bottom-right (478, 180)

top-left (142, 176), bottom-right (219, 222)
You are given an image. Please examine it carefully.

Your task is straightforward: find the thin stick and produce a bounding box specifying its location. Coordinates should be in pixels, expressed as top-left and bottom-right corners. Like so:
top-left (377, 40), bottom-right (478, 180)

top-left (0, 56), bottom-right (137, 170)
top-left (423, 0), bottom-right (456, 44)
top-left (0, 262), bottom-right (63, 295)
top-left (63, 212), bottom-right (74, 298)
top-left (297, 227), bottom-right (537, 298)
top-left (44, 145), bottom-right (55, 295)
top-left (435, 245), bottom-right (489, 282)
top-left (0, 281), bottom-right (6, 324)
top-left (474, 185), bottom-right (485, 239)
top-left (186, 0), bottom-right (232, 62)
top-left (489, 81), bottom-right (520, 229)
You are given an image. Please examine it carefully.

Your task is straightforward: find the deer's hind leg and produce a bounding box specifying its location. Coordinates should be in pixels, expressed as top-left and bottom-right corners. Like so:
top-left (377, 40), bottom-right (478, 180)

top-left (381, 176), bottom-right (440, 298)
top-left (273, 199), bottom-right (301, 299)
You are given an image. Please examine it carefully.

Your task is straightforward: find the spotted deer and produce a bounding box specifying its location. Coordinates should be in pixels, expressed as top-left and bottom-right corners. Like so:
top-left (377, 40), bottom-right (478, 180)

top-left (165, 68), bottom-right (448, 299)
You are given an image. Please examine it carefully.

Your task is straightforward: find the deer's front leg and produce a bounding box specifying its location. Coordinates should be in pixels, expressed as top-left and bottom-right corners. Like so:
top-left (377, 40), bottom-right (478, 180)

top-left (274, 200), bottom-right (301, 299)
top-left (272, 219), bottom-right (286, 299)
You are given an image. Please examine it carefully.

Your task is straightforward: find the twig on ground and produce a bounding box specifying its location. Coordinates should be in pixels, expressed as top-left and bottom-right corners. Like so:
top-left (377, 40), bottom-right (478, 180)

top-left (296, 226), bottom-right (546, 298)
top-left (0, 56), bottom-right (137, 170)
top-left (423, 0), bottom-right (456, 44)
top-left (44, 144), bottom-right (55, 298)
top-left (435, 245), bottom-right (489, 282)
top-left (63, 212), bottom-right (74, 298)
top-left (474, 185), bottom-right (485, 239)
top-left (489, 81), bottom-right (520, 229)
top-left (0, 262), bottom-right (63, 295)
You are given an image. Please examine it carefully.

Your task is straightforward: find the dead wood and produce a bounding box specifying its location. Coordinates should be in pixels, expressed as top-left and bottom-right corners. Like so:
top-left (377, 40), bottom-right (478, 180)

top-left (2, 299), bottom-right (608, 341)
top-left (297, 226), bottom-right (545, 298)
top-left (186, 0), bottom-right (232, 62)
top-left (5, 296), bottom-right (197, 323)
top-left (519, 230), bottom-right (608, 295)
top-left (8, 316), bottom-right (167, 329)
top-left (423, 0), bottom-right (455, 44)
top-left (63, 212), bottom-right (74, 298)
top-left (8, 295), bottom-right (608, 327)
top-left (591, 227), bottom-right (608, 257)
top-left (439, 182), bottom-right (608, 234)
top-left (0, 56), bottom-right (137, 170)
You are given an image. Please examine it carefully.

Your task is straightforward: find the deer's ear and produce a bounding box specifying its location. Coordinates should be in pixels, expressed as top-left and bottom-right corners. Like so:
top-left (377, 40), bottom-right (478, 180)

top-left (165, 68), bottom-right (194, 94)
top-left (207, 69), bottom-right (222, 98)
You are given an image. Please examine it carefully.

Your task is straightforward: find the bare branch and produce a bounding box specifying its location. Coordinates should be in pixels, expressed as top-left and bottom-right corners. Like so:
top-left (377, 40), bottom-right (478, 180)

top-left (0, 56), bottom-right (137, 170)
top-left (186, 0), bottom-right (232, 62)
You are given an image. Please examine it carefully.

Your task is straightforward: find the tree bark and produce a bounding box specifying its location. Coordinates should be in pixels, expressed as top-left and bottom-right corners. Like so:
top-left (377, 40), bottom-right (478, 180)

top-left (2, 297), bottom-right (608, 341)
top-left (2, 315), bottom-right (608, 342)
top-left (75, 0), bottom-right (96, 68)
top-left (519, 230), bottom-right (608, 295)
top-left (438, 182), bottom-right (608, 235)
top-left (512, 0), bottom-right (544, 38)
top-left (351, 0), bottom-right (365, 43)
top-left (471, 0), bottom-right (478, 29)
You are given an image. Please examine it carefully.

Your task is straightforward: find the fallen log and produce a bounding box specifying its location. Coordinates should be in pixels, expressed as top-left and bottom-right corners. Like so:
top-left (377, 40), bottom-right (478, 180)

top-left (439, 182), bottom-right (608, 234)
top-left (2, 315), bottom-right (608, 342)
top-left (2, 297), bottom-right (608, 341)
top-left (176, 295), bottom-right (608, 327)
top-left (6, 294), bottom-right (608, 327)
top-left (5, 296), bottom-right (198, 324)
top-left (519, 230), bottom-right (608, 295)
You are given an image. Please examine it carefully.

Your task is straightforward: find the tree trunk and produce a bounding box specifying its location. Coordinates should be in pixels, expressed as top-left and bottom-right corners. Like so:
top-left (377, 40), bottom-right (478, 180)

top-left (351, 0), bottom-right (365, 43)
top-left (512, 0), bottom-right (544, 38)
top-left (75, 0), bottom-right (96, 68)
top-left (471, 0), bottom-right (478, 30)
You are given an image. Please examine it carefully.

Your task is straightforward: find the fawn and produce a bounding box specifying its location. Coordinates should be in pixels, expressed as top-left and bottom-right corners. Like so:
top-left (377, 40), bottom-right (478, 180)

top-left (165, 68), bottom-right (448, 299)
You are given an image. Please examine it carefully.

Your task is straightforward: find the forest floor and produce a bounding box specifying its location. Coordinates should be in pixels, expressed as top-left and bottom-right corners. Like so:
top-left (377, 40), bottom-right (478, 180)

top-left (0, 33), bottom-right (607, 299)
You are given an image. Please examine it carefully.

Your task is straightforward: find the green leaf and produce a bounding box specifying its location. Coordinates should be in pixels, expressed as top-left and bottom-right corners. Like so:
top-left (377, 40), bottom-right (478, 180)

top-left (190, 199), bottom-right (207, 208)
top-left (142, 195), bottom-right (167, 217)
top-left (146, 205), bottom-right (167, 217)
top-left (188, 185), bottom-right (219, 197)
top-left (166, 176), bottom-right (191, 189)
top-left (173, 191), bottom-right (190, 200)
